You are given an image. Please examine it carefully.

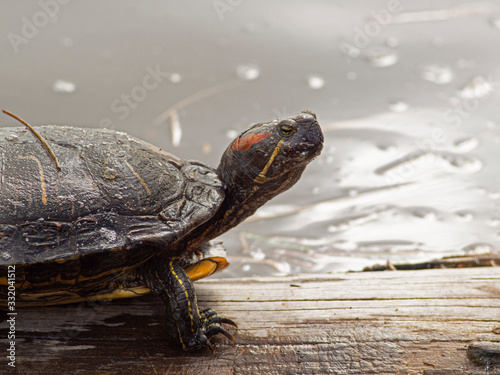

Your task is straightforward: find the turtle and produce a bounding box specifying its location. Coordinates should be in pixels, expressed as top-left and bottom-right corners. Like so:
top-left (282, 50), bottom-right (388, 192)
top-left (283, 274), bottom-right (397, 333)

top-left (0, 109), bottom-right (323, 351)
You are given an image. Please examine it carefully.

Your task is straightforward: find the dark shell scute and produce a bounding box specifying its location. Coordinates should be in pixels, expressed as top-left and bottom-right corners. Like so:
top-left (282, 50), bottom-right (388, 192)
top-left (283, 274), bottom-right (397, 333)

top-left (182, 163), bottom-right (224, 187)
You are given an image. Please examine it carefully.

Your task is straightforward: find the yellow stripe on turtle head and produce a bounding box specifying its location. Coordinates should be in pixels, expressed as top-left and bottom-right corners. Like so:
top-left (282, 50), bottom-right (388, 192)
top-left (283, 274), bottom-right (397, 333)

top-left (254, 138), bottom-right (284, 184)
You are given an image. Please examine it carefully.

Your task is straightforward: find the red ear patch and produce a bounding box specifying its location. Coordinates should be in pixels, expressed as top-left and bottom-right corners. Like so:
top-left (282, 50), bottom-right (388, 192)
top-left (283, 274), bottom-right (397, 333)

top-left (232, 132), bottom-right (272, 152)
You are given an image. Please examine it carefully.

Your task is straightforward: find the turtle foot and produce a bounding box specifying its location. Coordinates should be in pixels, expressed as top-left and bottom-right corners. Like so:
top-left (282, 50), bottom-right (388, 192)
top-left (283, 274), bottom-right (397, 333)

top-left (186, 308), bottom-right (237, 352)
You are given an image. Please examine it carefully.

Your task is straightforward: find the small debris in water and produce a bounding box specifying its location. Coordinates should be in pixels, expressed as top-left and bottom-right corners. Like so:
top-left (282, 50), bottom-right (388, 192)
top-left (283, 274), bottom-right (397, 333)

top-left (440, 153), bottom-right (482, 172)
top-left (169, 73), bottom-right (182, 83)
top-left (376, 143), bottom-right (396, 152)
top-left (307, 75), bottom-right (325, 89)
top-left (169, 110), bottom-right (182, 147)
top-left (52, 79), bottom-right (76, 93)
top-left (388, 101), bottom-right (409, 113)
top-left (453, 137), bottom-right (479, 152)
top-left (226, 129), bottom-right (239, 139)
top-left (202, 142), bottom-right (212, 154)
top-left (365, 48), bottom-right (398, 68)
top-left (249, 248), bottom-right (265, 261)
top-left (236, 64), bottom-right (260, 80)
top-left (458, 75), bottom-right (494, 99)
top-left (419, 64), bottom-right (453, 84)
top-left (455, 210), bottom-right (474, 222)
top-left (411, 207), bottom-right (437, 221)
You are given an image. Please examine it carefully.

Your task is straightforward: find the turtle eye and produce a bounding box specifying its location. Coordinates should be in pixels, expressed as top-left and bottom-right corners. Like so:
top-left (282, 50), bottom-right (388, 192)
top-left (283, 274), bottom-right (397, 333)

top-left (279, 124), bottom-right (294, 136)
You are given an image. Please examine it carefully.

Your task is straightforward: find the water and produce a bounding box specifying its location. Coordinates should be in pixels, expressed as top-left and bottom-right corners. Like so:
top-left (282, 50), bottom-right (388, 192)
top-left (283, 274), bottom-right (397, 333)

top-left (1, 0), bottom-right (500, 277)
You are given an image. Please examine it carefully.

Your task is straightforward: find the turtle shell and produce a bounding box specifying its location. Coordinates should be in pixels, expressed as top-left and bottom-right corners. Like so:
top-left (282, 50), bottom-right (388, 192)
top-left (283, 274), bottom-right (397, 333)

top-left (0, 125), bottom-right (224, 301)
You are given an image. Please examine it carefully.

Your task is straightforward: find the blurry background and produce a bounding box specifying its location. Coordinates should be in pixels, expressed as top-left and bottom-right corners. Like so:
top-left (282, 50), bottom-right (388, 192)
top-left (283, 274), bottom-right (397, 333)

top-left (2, 1), bottom-right (500, 276)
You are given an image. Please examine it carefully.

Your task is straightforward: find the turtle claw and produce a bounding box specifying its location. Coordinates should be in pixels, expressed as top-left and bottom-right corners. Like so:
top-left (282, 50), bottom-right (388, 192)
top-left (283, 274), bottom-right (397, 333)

top-left (188, 307), bottom-right (237, 350)
top-left (204, 340), bottom-right (216, 355)
top-left (213, 325), bottom-right (237, 344)
top-left (198, 326), bottom-right (235, 354)
top-left (220, 317), bottom-right (238, 328)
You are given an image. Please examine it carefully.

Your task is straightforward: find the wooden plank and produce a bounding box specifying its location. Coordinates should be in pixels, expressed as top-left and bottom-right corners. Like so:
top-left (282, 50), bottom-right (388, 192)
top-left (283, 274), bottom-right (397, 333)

top-left (1, 267), bottom-right (499, 374)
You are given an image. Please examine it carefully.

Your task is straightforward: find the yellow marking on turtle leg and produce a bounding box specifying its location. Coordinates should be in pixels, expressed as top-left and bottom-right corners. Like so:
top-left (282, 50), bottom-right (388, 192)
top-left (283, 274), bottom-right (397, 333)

top-left (3, 109), bottom-right (61, 170)
top-left (18, 155), bottom-right (48, 205)
top-left (124, 160), bottom-right (152, 196)
top-left (153, 270), bottom-right (185, 348)
top-left (254, 139), bottom-right (284, 184)
top-left (168, 261), bottom-right (195, 332)
top-left (153, 261), bottom-right (197, 350)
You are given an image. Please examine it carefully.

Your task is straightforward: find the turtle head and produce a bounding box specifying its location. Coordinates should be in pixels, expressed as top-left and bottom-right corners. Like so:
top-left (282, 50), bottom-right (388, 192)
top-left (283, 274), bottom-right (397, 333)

top-left (217, 110), bottom-right (323, 217)
top-left (184, 110), bottom-right (323, 250)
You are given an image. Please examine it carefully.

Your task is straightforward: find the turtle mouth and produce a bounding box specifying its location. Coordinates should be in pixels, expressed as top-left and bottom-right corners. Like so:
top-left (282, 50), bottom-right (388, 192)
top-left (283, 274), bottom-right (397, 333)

top-left (292, 117), bottom-right (324, 163)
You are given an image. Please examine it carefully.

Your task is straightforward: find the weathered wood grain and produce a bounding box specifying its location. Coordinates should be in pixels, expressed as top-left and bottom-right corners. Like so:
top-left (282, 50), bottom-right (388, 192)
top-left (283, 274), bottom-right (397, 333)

top-left (1, 267), bottom-right (499, 374)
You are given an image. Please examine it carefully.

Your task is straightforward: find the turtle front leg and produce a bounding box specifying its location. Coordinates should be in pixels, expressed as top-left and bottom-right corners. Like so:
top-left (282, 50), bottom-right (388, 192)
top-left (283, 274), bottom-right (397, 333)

top-left (143, 258), bottom-right (237, 351)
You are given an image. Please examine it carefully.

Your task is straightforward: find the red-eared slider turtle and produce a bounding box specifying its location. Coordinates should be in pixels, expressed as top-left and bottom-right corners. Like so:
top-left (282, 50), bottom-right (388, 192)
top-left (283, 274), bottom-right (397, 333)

top-left (0, 110), bottom-right (323, 351)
